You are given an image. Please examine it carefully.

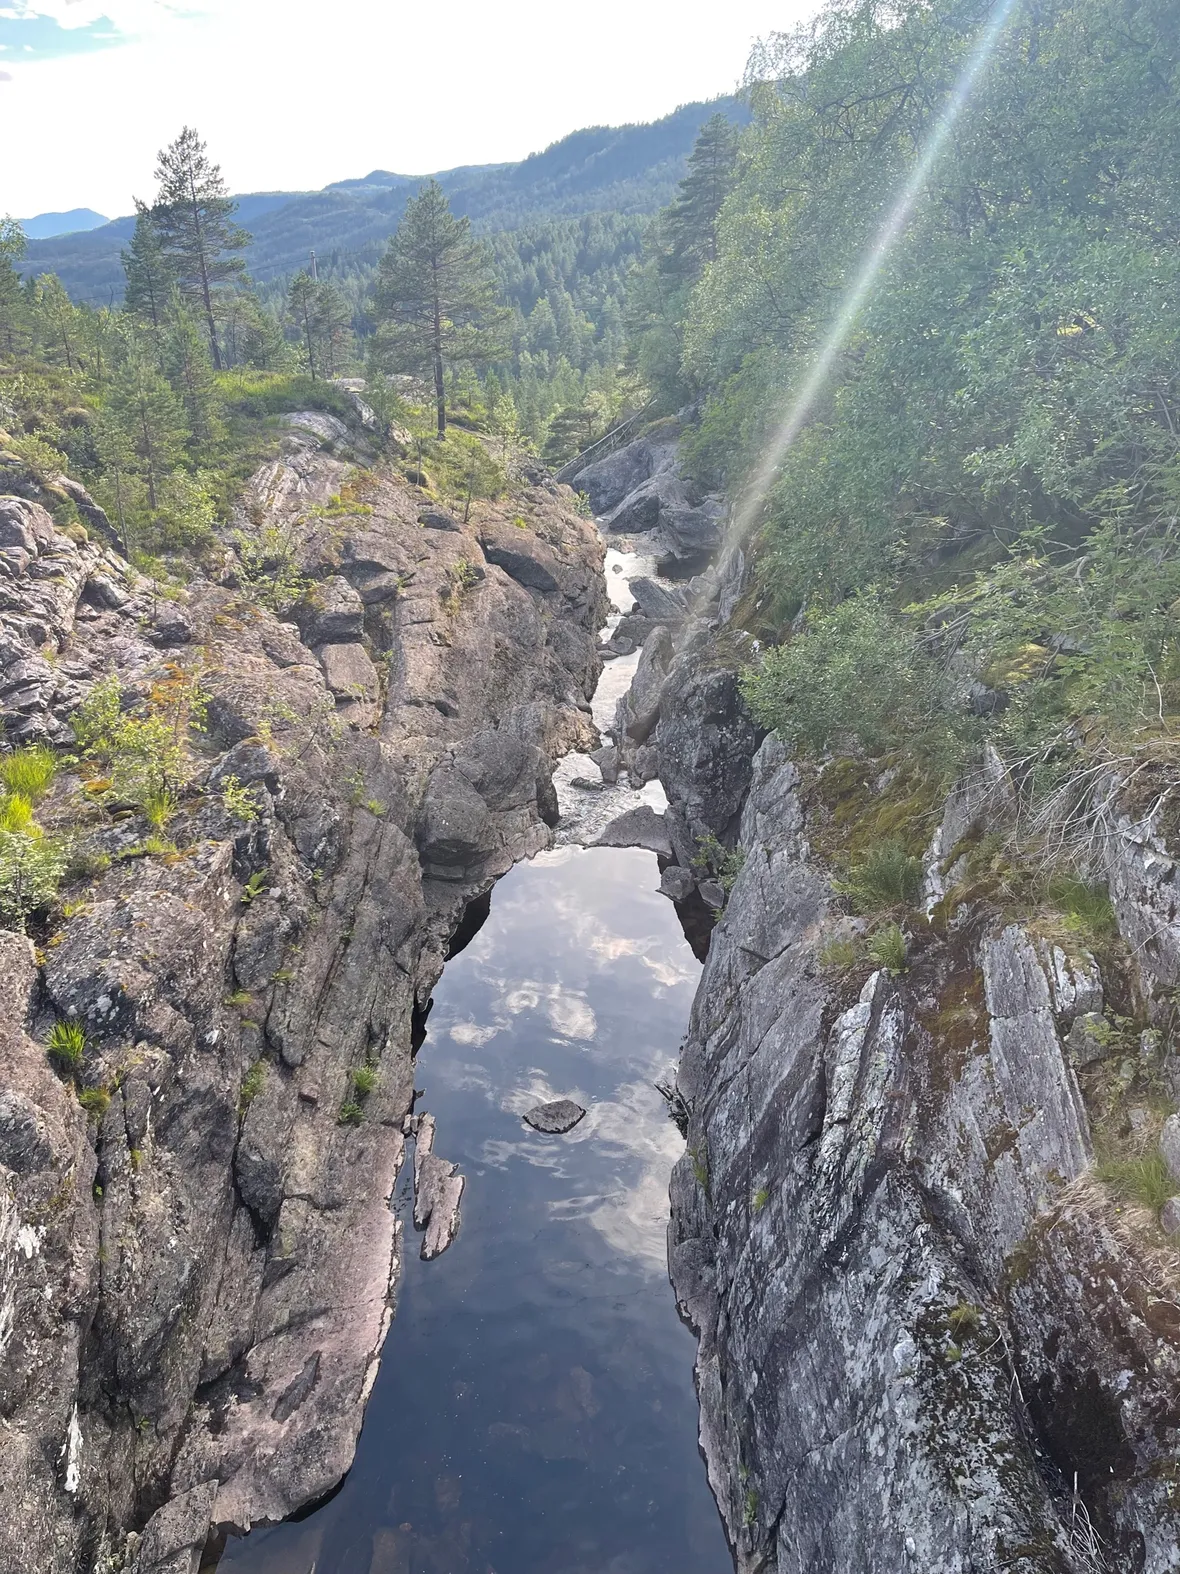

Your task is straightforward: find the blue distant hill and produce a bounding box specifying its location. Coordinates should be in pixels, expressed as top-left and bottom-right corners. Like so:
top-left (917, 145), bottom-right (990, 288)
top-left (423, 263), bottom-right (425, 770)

top-left (21, 208), bottom-right (109, 240)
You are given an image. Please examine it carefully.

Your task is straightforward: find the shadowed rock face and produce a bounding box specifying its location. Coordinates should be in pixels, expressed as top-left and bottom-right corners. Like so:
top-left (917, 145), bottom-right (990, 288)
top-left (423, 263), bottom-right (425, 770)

top-left (0, 422), bottom-right (605, 1573)
top-left (667, 732), bottom-right (1180, 1574)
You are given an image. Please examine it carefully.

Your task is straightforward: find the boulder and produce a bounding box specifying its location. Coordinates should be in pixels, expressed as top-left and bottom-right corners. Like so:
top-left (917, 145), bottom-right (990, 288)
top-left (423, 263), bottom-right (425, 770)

top-left (659, 865), bottom-right (697, 904)
top-left (614, 626), bottom-right (674, 745)
top-left (571, 436), bottom-right (671, 516)
top-left (317, 642), bottom-right (380, 706)
top-left (592, 806), bottom-right (673, 859)
top-left (480, 523), bottom-right (562, 594)
top-left (589, 745), bottom-right (619, 785)
top-left (1161, 1115), bottom-right (1180, 1183)
top-left (419, 507), bottom-right (461, 532)
top-left (301, 576), bottom-right (365, 643)
top-left (628, 577), bottom-right (689, 625)
top-left (416, 766), bottom-right (495, 882)
top-left (523, 1098), bottom-right (587, 1134)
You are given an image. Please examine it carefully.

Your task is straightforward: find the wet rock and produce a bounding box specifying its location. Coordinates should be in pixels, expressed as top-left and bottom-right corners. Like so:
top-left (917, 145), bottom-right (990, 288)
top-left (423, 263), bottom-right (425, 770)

top-left (523, 1098), bottom-right (587, 1134)
top-left (614, 613), bottom-right (655, 646)
top-left (659, 865), bottom-right (697, 903)
top-left (414, 1152), bottom-right (465, 1260)
top-left (614, 626), bottom-right (674, 745)
top-left (592, 806), bottom-right (673, 859)
top-left (629, 744), bottom-right (660, 785)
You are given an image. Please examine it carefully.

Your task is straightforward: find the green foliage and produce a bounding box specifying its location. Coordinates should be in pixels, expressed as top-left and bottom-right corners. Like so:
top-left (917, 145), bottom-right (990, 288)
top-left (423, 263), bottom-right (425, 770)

top-left (220, 774), bottom-right (259, 823)
top-left (1097, 1152), bottom-right (1178, 1215)
top-left (837, 839), bottom-right (923, 914)
top-left (947, 1302), bottom-right (981, 1339)
top-left (241, 869), bottom-right (268, 904)
top-left (0, 822), bottom-right (68, 926)
top-left (337, 1100), bottom-right (364, 1126)
top-left (866, 922), bottom-right (907, 974)
top-left (239, 1058), bottom-right (267, 1112)
top-left (0, 745), bottom-right (58, 802)
top-left (819, 935), bottom-right (859, 972)
top-left (285, 271), bottom-right (354, 380)
top-left (426, 430), bottom-right (505, 518)
top-left (72, 673), bottom-right (190, 812)
top-left (0, 793), bottom-right (35, 834)
top-left (691, 831), bottom-right (746, 894)
top-left (742, 597), bottom-right (963, 763)
top-left (47, 1018), bottom-right (86, 1072)
top-left (1046, 874), bottom-right (1117, 940)
top-left (351, 1064), bottom-right (380, 1097)
top-left (78, 1087), bottom-right (111, 1116)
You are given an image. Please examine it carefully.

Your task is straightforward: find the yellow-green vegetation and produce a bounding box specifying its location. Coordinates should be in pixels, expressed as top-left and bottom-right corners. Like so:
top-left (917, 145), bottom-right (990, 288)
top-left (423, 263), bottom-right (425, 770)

top-left (239, 1058), bottom-right (267, 1113)
top-left (72, 666), bottom-right (205, 820)
top-left (692, 831), bottom-right (746, 895)
top-left (442, 558), bottom-right (482, 614)
top-left (1096, 1152), bottom-right (1178, 1216)
top-left (0, 749), bottom-right (70, 928)
top-left (337, 1100), bottom-right (364, 1127)
top-left (819, 934), bottom-right (860, 973)
top-left (220, 774), bottom-right (259, 823)
top-left (77, 1087), bottom-right (111, 1117)
top-left (351, 1064), bottom-right (380, 1097)
top-left (0, 745), bottom-right (57, 802)
top-left (47, 1017), bottom-right (85, 1073)
top-left (947, 1301), bottom-right (981, 1339)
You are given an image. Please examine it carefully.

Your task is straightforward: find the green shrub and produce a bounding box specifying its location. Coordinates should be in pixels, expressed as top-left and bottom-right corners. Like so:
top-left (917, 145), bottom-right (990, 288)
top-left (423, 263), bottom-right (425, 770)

top-left (837, 838), bottom-right (923, 913)
top-left (220, 371), bottom-right (353, 421)
top-left (741, 597), bottom-right (961, 760)
top-left (0, 746), bottom-right (57, 802)
top-left (0, 793), bottom-right (35, 833)
top-left (0, 825), bottom-right (69, 925)
top-left (221, 774), bottom-right (259, 823)
top-left (338, 1100), bottom-right (364, 1126)
top-left (867, 922), bottom-right (907, 973)
top-left (1047, 873), bottom-right (1117, 939)
top-left (47, 1018), bottom-right (85, 1072)
top-left (143, 788), bottom-right (177, 829)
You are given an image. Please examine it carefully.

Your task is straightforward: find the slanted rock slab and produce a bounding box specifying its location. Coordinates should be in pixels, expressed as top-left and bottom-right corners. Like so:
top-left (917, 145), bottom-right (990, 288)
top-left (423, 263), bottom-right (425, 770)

top-left (524, 1098), bottom-right (587, 1134)
top-left (592, 805), bottom-right (673, 859)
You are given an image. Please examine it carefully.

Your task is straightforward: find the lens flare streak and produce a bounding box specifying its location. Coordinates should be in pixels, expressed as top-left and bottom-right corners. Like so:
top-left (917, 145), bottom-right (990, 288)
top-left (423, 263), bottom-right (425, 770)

top-left (730, 0), bottom-right (1022, 548)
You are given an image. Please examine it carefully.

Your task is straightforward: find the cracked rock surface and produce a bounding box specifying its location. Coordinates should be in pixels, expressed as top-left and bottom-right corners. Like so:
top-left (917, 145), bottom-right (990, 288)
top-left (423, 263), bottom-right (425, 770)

top-left (0, 421), bottom-right (605, 1573)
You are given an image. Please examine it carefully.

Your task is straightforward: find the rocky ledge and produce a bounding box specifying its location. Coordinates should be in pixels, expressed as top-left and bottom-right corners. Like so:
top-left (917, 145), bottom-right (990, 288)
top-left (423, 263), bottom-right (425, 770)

top-left (0, 413), bottom-right (605, 1573)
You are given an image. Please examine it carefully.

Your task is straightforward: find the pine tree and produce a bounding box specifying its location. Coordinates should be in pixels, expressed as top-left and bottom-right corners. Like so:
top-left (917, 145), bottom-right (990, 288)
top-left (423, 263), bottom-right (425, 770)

top-left (370, 181), bottom-right (508, 436)
top-left (152, 127), bottom-right (250, 371)
top-left (659, 115), bottom-right (739, 283)
top-left (107, 330), bottom-right (187, 510)
top-left (122, 203), bottom-right (174, 352)
top-left (286, 271), bottom-right (322, 379)
top-left (33, 274), bottom-right (83, 375)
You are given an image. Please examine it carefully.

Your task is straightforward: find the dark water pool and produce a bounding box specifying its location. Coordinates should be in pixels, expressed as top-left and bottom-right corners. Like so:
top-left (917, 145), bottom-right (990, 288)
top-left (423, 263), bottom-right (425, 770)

top-left (220, 845), bottom-right (730, 1574)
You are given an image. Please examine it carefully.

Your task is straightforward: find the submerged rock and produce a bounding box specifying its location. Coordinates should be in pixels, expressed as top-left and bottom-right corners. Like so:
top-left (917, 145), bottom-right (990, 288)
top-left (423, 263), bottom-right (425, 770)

top-left (523, 1098), bottom-right (587, 1134)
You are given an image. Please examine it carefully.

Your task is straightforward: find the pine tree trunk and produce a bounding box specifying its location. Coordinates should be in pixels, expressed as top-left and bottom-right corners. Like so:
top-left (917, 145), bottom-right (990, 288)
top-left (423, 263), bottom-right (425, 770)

top-left (189, 167), bottom-right (223, 371)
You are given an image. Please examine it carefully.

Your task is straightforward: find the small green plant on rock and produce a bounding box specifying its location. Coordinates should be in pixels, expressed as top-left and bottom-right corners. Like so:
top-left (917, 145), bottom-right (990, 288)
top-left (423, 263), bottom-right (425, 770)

top-left (819, 935), bottom-right (860, 972)
top-left (47, 1018), bottom-right (86, 1073)
top-left (241, 869), bottom-right (269, 904)
top-left (752, 1186), bottom-right (770, 1213)
top-left (338, 1100), bottom-right (364, 1126)
top-left (837, 837), bottom-right (923, 913)
top-left (239, 1058), bottom-right (267, 1112)
top-left (947, 1301), bottom-right (981, 1339)
top-left (78, 1087), bottom-right (111, 1117)
top-left (352, 1063), bottom-right (379, 1097)
top-left (0, 745), bottom-right (58, 802)
top-left (1096, 1151), bottom-right (1177, 1214)
top-left (867, 922), bottom-right (907, 974)
top-left (221, 774), bottom-right (259, 823)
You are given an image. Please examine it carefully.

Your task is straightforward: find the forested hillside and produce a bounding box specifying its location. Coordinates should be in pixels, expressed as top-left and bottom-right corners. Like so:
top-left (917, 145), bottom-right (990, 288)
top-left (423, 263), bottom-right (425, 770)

top-left (23, 98), bottom-right (746, 303)
top-left (635, 0), bottom-right (1180, 846)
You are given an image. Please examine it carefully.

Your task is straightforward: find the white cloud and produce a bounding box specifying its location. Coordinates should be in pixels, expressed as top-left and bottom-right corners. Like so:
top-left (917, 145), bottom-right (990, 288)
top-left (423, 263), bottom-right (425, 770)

top-left (1, 0), bottom-right (813, 218)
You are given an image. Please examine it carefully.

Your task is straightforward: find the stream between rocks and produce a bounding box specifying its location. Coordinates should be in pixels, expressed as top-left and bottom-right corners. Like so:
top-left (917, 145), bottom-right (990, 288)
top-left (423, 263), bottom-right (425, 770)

top-left (217, 552), bottom-right (732, 1574)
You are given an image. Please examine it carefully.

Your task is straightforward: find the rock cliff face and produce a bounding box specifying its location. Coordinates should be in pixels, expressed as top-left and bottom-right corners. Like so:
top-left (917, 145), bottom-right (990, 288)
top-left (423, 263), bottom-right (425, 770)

top-left (586, 435), bottom-right (1180, 1572)
top-left (639, 634), bottom-right (1180, 1570)
top-left (0, 414), bottom-right (604, 1573)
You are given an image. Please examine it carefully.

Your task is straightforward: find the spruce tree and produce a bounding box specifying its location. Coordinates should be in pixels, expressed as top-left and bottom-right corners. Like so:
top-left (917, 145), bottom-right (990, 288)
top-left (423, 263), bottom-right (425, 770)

top-left (122, 202), bottom-right (174, 347)
top-left (370, 181), bottom-right (507, 436)
top-left (151, 127), bottom-right (250, 371)
top-left (286, 272), bottom-right (353, 379)
top-left (107, 330), bottom-right (187, 510)
top-left (0, 219), bottom-right (31, 360)
top-left (165, 304), bottom-right (222, 455)
top-left (659, 115), bottom-right (739, 282)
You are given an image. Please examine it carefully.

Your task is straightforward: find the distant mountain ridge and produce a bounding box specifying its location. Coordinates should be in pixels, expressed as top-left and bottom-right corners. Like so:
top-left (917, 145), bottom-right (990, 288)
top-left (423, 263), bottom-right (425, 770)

top-left (20, 208), bottom-right (109, 240)
top-left (23, 96), bottom-right (748, 303)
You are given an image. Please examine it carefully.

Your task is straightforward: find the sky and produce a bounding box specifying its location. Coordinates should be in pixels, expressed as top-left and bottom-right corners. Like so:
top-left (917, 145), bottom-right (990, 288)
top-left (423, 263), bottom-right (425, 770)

top-left (0, 0), bottom-right (807, 221)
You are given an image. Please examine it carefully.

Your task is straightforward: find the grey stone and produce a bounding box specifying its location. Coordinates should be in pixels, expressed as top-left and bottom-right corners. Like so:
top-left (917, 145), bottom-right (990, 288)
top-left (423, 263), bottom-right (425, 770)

top-left (627, 576), bottom-right (688, 625)
top-left (1066, 1010), bottom-right (1113, 1066)
top-left (302, 575), bottom-right (365, 642)
top-left (589, 745), bottom-right (619, 785)
top-left (697, 878), bottom-right (726, 909)
top-left (419, 507), bottom-right (461, 531)
top-left (1161, 1196), bottom-right (1180, 1236)
top-left (271, 1352), bottom-right (321, 1423)
top-left (1160, 1115), bottom-right (1180, 1183)
top-left (149, 607), bottom-right (193, 646)
top-left (318, 641), bottom-right (380, 705)
top-left (570, 436), bottom-right (669, 516)
top-left (592, 806), bottom-right (673, 859)
top-left (523, 1098), bottom-right (587, 1134)
top-left (659, 865), bottom-right (697, 903)
top-left (613, 626), bottom-right (674, 746)
top-left (0, 1090), bottom-right (52, 1174)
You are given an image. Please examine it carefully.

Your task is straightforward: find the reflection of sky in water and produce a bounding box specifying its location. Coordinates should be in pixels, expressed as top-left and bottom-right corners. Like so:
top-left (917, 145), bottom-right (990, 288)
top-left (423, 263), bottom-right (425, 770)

top-left (222, 847), bottom-right (730, 1574)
